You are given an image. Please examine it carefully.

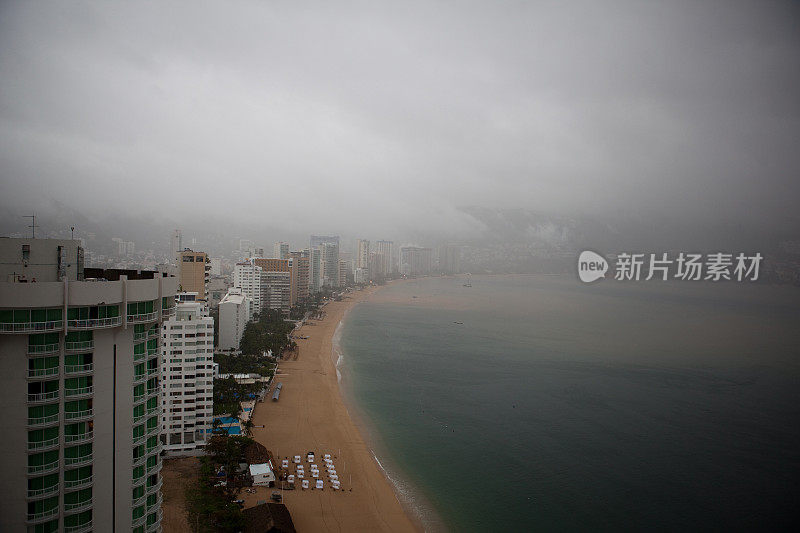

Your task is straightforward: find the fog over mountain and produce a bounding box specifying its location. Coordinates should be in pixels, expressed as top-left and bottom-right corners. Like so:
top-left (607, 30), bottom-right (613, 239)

top-left (1, 1), bottom-right (800, 245)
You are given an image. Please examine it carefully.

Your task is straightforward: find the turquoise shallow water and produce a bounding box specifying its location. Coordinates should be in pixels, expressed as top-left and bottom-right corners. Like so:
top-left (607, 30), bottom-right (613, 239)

top-left (339, 275), bottom-right (800, 532)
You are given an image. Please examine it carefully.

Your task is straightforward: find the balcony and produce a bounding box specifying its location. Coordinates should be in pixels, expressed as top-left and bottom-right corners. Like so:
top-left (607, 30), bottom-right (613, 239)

top-left (64, 453), bottom-right (93, 467)
top-left (161, 307), bottom-right (176, 318)
top-left (146, 460), bottom-right (162, 474)
top-left (128, 311), bottom-right (159, 324)
top-left (27, 343), bottom-right (60, 355)
top-left (2, 321), bottom-right (63, 334)
top-left (64, 409), bottom-right (93, 422)
top-left (133, 433), bottom-right (146, 445)
top-left (68, 316), bottom-right (121, 330)
top-left (147, 367), bottom-right (159, 377)
top-left (149, 328), bottom-right (160, 339)
top-left (28, 391), bottom-right (59, 403)
top-left (134, 331), bottom-right (147, 341)
top-left (64, 475), bottom-right (93, 491)
top-left (64, 430), bottom-right (93, 444)
top-left (133, 492), bottom-right (147, 507)
top-left (65, 386), bottom-right (93, 398)
top-left (148, 492), bottom-right (164, 511)
top-left (64, 497), bottom-right (93, 514)
top-left (132, 514), bottom-right (148, 528)
top-left (133, 454), bottom-right (147, 468)
top-left (27, 459), bottom-right (59, 475)
top-left (146, 509), bottom-right (164, 532)
top-left (27, 367), bottom-right (59, 379)
top-left (147, 346), bottom-right (159, 357)
top-left (146, 405), bottom-right (159, 415)
top-left (65, 363), bottom-right (93, 376)
top-left (27, 413), bottom-right (59, 428)
top-left (27, 483), bottom-right (59, 499)
top-left (146, 478), bottom-right (163, 494)
top-left (133, 373), bottom-right (147, 385)
top-left (65, 340), bottom-right (94, 353)
top-left (64, 521), bottom-right (93, 533)
top-left (26, 506), bottom-right (59, 523)
top-left (146, 424), bottom-right (159, 437)
top-left (28, 437), bottom-right (59, 451)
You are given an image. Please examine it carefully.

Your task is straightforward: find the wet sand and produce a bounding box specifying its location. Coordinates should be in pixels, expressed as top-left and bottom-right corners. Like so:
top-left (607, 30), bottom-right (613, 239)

top-left (247, 286), bottom-right (420, 532)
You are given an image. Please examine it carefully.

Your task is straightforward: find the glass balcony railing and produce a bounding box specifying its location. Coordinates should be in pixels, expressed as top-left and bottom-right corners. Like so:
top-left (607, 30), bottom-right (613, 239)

top-left (28, 437), bottom-right (59, 451)
top-left (26, 506), bottom-right (59, 522)
top-left (68, 316), bottom-right (121, 329)
top-left (27, 343), bottom-right (60, 355)
top-left (2, 321), bottom-right (63, 334)
top-left (64, 386), bottom-right (93, 398)
top-left (134, 331), bottom-right (147, 341)
top-left (64, 475), bottom-right (93, 490)
top-left (27, 483), bottom-right (59, 498)
top-left (161, 307), bottom-right (176, 318)
top-left (64, 497), bottom-right (93, 513)
top-left (64, 409), bottom-right (93, 421)
top-left (127, 312), bottom-right (159, 323)
top-left (27, 459), bottom-right (59, 475)
top-left (64, 431), bottom-right (93, 444)
top-left (65, 363), bottom-right (93, 376)
top-left (27, 367), bottom-right (59, 378)
top-left (28, 391), bottom-right (59, 403)
top-left (65, 340), bottom-right (94, 352)
top-left (132, 514), bottom-right (147, 528)
top-left (64, 453), bottom-right (93, 467)
top-left (64, 520), bottom-right (93, 533)
top-left (27, 413), bottom-right (59, 427)
top-left (146, 509), bottom-right (164, 532)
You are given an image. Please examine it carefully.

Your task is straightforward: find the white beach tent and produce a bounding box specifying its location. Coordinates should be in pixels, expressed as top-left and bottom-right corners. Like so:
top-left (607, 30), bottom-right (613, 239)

top-left (332, 481), bottom-right (341, 490)
top-left (282, 459), bottom-right (289, 469)
top-left (329, 474), bottom-right (338, 481)
top-left (307, 453), bottom-right (315, 462)
top-left (315, 480), bottom-right (324, 490)
top-left (301, 479), bottom-right (309, 490)
top-left (293, 455), bottom-right (301, 464)
top-left (324, 454), bottom-right (331, 460)
top-left (287, 475), bottom-right (295, 484)
top-left (312, 471), bottom-right (319, 478)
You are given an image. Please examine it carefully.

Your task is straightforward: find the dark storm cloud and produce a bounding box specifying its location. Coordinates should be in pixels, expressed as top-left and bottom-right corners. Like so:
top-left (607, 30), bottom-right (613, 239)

top-left (1, 0), bottom-right (799, 238)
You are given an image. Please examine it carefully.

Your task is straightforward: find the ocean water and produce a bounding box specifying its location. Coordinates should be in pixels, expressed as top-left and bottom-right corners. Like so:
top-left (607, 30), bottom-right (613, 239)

top-left (338, 275), bottom-right (800, 532)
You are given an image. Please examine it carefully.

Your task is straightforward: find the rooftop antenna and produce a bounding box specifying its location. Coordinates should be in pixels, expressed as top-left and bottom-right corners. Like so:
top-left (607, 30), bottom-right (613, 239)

top-left (23, 214), bottom-right (39, 238)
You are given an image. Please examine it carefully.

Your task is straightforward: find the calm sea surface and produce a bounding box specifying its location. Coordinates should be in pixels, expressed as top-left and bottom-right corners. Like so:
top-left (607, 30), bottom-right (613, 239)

top-left (338, 275), bottom-right (800, 532)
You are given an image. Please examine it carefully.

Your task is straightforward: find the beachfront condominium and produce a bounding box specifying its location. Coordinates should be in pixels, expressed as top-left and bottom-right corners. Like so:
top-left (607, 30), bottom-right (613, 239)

top-left (439, 244), bottom-right (462, 274)
top-left (311, 235), bottom-right (340, 288)
top-left (233, 260), bottom-right (263, 312)
top-left (357, 239), bottom-right (370, 273)
top-left (252, 259), bottom-right (291, 317)
top-left (338, 259), bottom-right (349, 287)
top-left (400, 246), bottom-right (433, 276)
top-left (288, 252), bottom-right (310, 305)
top-left (177, 249), bottom-right (209, 301)
top-left (160, 293), bottom-right (214, 455)
top-left (320, 242), bottom-right (340, 288)
top-left (0, 238), bottom-right (176, 533)
top-left (374, 240), bottom-right (394, 276)
top-left (304, 248), bottom-right (322, 293)
top-left (218, 288), bottom-right (253, 351)
top-left (273, 242), bottom-right (289, 260)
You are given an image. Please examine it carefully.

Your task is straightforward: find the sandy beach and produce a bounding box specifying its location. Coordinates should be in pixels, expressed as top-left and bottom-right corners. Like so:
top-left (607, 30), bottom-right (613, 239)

top-left (244, 286), bottom-right (420, 532)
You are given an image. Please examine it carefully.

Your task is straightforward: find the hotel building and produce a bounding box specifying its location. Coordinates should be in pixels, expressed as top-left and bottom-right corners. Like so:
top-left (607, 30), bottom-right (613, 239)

top-left (0, 238), bottom-right (176, 533)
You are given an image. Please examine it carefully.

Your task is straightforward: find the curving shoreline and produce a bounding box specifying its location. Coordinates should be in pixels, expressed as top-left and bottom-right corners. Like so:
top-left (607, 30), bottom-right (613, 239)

top-left (245, 284), bottom-right (421, 532)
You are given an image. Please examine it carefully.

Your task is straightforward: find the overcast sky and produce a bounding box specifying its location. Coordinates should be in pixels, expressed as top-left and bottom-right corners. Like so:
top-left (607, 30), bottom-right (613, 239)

top-left (1, 0), bottom-right (799, 239)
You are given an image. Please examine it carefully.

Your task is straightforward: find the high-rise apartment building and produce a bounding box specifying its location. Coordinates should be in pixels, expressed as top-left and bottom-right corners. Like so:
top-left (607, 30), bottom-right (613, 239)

top-left (338, 259), bottom-right (349, 287)
top-left (273, 242), bottom-right (289, 260)
top-left (177, 250), bottom-right (209, 301)
top-left (357, 240), bottom-right (370, 276)
top-left (252, 259), bottom-right (291, 317)
top-left (160, 293), bottom-right (214, 455)
top-left (0, 238), bottom-right (176, 533)
top-left (374, 240), bottom-right (394, 276)
top-left (320, 243), bottom-right (340, 288)
top-left (304, 248), bottom-right (322, 293)
top-left (218, 288), bottom-right (252, 350)
top-left (233, 261), bottom-right (262, 312)
top-left (288, 252), bottom-right (310, 305)
top-left (400, 246), bottom-right (433, 276)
